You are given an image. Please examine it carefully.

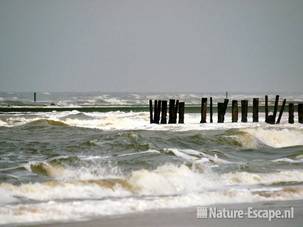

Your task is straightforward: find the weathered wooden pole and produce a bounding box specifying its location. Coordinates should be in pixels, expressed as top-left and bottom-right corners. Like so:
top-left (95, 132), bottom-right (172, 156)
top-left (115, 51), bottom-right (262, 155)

top-left (218, 102), bottom-right (225, 123)
top-left (200, 98), bottom-right (207, 123)
top-left (149, 100), bottom-right (154, 123)
top-left (223, 99), bottom-right (229, 113)
top-left (241, 100), bottom-right (248, 122)
top-left (267, 95), bottom-right (279, 124)
top-left (232, 100), bottom-right (238, 122)
top-left (168, 99), bottom-right (175, 124)
top-left (178, 102), bottom-right (185, 124)
top-left (273, 95), bottom-right (279, 121)
top-left (298, 103), bottom-right (303, 124)
top-left (34, 92), bottom-right (37, 102)
top-left (157, 100), bottom-right (162, 122)
top-left (276, 99), bottom-right (286, 124)
top-left (289, 103), bottom-right (294, 124)
top-left (253, 98), bottom-right (259, 122)
top-left (154, 100), bottom-right (158, 123)
top-left (153, 100), bottom-right (160, 124)
top-left (174, 100), bottom-right (179, 123)
top-left (210, 97), bottom-right (213, 123)
top-left (160, 100), bottom-right (167, 124)
top-left (265, 95), bottom-right (269, 122)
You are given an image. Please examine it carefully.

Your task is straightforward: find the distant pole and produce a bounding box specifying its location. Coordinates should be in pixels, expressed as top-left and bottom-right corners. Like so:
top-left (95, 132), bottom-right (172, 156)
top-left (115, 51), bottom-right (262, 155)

top-left (149, 100), bottom-right (153, 123)
top-left (226, 91), bottom-right (228, 99)
top-left (232, 100), bottom-right (238, 122)
top-left (210, 97), bottom-right (213, 123)
top-left (200, 98), bottom-right (207, 123)
top-left (265, 95), bottom-right (269, 122)
top-left (289, 103), bottom-right (294, 124)
top-left (298, 103), bottom-right (303, 124)
top-left (178, 102), bottom-right (185, 124)
top-left (241, 100), bottom-right (248, 122)
top-left (276, 99), bottom-right (286, 124)
top-left (34, 92), bottom-right (37, 102)
top-left (252, 98), bottom-right (259, 122)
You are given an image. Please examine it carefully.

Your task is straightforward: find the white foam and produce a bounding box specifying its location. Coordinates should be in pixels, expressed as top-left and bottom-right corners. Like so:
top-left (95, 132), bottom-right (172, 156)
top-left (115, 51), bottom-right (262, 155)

top-left (164, 148), bottom-right (230, 165)
top-left (1, 111), bottom-right (302, 133)
top-left (117, 150), bottom-right (160, 157)
top-left (164, 148), bottom-right (200, 162)
top-left (0, 119), bottom-right (7, 127)
top-left (240, 128), bottom-right (303, 148)
top-left (0, 188), bottom-right (18, 205)
top-left (272, 158), bottom-right (303, 164)
top-left (0, 181), bottom-right (131, 202)
top-left (0, 185), bottom-right (302, 225)
top-left (0, 190), bottom-right (264, 225)
top-left (128, 164), bottom-right (218, 195)
top-left (222, 170), bottom-right (303, 185)
top-left (1, 164), bottom-right (303, 225)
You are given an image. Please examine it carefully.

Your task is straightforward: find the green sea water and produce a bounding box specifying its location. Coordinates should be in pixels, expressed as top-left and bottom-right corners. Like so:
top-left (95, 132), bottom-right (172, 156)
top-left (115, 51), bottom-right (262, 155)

top-left (0, 92), bottom-right (303, 225)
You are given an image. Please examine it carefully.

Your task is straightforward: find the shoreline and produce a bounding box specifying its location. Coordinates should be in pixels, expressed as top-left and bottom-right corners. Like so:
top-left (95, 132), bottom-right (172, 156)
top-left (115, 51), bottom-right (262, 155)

top-left (32, 199), bottom-right (303, 227)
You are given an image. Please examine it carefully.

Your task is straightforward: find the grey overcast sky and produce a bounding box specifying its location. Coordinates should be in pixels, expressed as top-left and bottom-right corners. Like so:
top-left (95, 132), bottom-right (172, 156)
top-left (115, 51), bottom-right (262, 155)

top-left (0, 0), bottom-right (302, 92)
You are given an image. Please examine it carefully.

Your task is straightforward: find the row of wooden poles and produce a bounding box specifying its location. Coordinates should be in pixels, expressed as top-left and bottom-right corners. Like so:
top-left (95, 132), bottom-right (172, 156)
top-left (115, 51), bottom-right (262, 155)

top-left (149, 95), bottom-right (303, 124)
top-left (149, 99), bottom-right (185, 124)
top-left (205, 95), bottom-right (303, 124)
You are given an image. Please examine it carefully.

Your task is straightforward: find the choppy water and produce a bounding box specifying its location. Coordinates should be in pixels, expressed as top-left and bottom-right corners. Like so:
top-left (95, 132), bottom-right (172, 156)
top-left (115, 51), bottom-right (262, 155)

top-left (0, 92), bottom-right (303, 225)
top-left (1, 91), bottom-right (303, 106)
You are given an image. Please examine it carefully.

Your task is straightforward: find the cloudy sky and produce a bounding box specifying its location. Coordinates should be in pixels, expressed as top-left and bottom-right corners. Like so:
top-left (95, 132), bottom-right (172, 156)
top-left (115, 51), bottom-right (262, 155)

top-left (0, 0), bottom-right (302, 92)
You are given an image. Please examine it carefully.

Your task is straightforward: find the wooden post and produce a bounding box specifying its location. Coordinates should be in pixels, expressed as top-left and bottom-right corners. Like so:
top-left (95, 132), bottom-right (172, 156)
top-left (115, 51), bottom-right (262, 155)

top-left (168, 99), bottom-right (175, 124)
top-left (218, 103), bottom-right (225, 123)
top-left (265, 95), bottom-right (269, 123)
top-left (154, 100), bottom-right (158, 123)
top-left (253, 98), bottom-right (259, 122)
top-left (289, 103), bottom-right (294, 124)
top-left (200, 98), bottom-right (207, 123)
top-left (267, 95), bottom-right (279, 124)
top-left (298, 103), bottom-right (303, 123)
top-left (34, 92), bottom-right (37, 102)
top-left (232, 100), bottom-right (238, 122)
top-left (223, 99), bottom-right (229, 114)
top-left (157, 100), bottom-right (162, 122)
top-left (241, 100), bottom-right (248, 122)
top-left (173, 100), bottom-right (179, 123)
top-left (149, 100), bottom-right (154, 123)
top-left (273, 95), bottom-right (279, 121)
top-left (210, 97), bottom-right (213, 123)
top-left (160, 100), bottom-right (167, 124)
top-left (276, 99), bottom-right (286, 124)
top-left (178, 102), bottom-right (185, 124)
top-left (153, 100), bottom-right (160, 124)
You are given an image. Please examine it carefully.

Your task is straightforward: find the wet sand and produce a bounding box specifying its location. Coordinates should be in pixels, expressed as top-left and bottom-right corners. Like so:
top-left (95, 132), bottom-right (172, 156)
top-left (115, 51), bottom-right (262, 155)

top-left (37, 199), bottom-right (303, 227)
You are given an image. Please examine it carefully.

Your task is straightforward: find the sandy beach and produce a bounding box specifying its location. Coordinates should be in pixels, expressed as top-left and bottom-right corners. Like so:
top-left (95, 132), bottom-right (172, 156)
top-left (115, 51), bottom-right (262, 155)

top-left (35, 199), bottom-right (303, 227)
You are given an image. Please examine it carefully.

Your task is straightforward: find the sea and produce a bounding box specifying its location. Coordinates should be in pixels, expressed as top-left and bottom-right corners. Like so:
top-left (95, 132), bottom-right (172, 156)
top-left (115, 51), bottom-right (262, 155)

top-left (0, 91), bottom-right (303, 225)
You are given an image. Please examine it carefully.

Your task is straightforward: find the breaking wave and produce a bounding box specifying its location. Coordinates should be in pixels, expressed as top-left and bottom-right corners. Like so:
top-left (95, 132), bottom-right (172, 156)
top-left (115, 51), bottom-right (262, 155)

top-left (224, 128), bottom-right (303, 149)
top-left (1, 162), bottom-right (303, 224)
